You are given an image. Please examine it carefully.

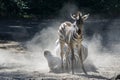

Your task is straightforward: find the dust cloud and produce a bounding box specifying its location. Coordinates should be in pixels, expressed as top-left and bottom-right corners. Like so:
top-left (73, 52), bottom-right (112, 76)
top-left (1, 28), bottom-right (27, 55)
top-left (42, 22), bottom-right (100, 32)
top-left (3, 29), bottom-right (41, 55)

top-left (0, 3), bottom-right (119, 74)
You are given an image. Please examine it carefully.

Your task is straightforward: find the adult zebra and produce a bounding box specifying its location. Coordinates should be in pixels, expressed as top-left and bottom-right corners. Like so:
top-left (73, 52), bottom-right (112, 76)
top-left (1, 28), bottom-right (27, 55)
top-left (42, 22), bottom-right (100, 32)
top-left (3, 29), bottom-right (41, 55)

top-left (58, 11), bottom-right (89, 74)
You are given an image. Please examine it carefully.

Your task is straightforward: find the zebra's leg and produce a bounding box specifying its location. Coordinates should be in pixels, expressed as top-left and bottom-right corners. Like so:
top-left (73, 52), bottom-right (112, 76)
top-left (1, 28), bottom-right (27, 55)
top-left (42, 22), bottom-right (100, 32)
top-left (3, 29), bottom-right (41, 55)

top-left (65, 47), bottom-right (70, 72)
top-left (78, 44), bottom-right (88, 75)
top-left (60, 42), bottom-right (65, 72)
top-left (70, 44), bottom-right (75, 74)
top-left (65, 50), bottom-right (68, 71)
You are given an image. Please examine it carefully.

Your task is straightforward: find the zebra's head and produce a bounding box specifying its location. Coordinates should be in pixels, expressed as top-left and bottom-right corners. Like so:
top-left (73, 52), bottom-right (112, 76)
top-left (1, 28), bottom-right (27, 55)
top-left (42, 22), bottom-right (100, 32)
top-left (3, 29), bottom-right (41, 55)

top-left (70, 11), bottom-right (89, 27)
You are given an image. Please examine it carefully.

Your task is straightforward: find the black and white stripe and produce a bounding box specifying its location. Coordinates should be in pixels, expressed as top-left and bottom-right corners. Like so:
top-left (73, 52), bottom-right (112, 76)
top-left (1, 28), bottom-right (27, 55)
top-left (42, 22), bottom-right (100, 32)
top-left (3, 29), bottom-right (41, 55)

top-left (58, 22), bottom-right (82, 44)
top-left (58, 11), bottom-right (89, 74)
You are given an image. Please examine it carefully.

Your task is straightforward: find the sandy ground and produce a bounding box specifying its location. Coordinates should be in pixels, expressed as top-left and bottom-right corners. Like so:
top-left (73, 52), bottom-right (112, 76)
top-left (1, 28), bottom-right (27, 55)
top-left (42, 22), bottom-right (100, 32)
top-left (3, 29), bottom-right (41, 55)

top-left (0, 41), bottom-right (120, 80)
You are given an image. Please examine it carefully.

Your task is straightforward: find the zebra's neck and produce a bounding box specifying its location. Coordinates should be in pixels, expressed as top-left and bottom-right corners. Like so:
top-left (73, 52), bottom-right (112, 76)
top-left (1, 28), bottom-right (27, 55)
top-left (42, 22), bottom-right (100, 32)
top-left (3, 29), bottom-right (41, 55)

top-left (73, 23), bottom-right (82, 35)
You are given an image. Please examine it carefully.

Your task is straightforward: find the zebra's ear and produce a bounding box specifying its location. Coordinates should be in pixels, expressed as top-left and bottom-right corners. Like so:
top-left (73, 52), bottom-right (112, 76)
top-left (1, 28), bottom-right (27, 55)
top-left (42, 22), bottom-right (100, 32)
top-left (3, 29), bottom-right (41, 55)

top-left (77, 11), bottom-right (82, 17)
top-left (70, 14), bottom-right (77, 20)
top-left (82, 14), bottom-right (89, 21)
top-left (70, 12), bottom-right (82, 20)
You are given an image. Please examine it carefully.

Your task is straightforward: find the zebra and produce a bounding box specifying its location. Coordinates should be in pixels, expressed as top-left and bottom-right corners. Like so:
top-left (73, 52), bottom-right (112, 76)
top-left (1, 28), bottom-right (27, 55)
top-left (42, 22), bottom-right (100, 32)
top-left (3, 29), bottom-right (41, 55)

top-left (58, 11), bottom-right (89, 74)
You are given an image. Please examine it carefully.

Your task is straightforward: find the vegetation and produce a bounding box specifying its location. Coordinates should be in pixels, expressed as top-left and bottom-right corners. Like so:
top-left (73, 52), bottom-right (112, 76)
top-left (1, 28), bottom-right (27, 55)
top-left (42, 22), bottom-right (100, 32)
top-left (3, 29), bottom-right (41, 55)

top-left (0, 0), bottom-right (120, 18)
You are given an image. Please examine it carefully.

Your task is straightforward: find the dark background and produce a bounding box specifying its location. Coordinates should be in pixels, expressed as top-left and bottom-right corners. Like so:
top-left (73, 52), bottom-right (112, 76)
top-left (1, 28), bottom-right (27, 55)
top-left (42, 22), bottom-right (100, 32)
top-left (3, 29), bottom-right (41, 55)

top-left (0, 0), bottom-right (120, 18)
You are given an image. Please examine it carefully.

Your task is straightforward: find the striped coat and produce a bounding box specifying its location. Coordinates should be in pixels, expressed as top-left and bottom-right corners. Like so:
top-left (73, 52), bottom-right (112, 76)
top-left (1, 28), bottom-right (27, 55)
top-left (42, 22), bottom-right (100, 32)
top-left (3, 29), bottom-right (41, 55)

top-left (57, 11), bottom-right (89, 74)
top-left (58, 21), bottom-right (82, 44)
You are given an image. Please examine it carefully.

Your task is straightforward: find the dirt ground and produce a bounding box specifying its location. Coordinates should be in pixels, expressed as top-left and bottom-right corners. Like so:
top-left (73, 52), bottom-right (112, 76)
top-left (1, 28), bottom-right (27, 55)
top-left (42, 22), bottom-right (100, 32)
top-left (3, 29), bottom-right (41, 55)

top-left (0, 41), bottom-right (120, 80)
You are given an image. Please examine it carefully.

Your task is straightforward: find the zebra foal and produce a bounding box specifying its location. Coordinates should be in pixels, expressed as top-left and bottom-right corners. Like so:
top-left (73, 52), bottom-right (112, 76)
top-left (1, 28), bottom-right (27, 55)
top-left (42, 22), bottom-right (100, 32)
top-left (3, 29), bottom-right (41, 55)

top-left (58, 11), bottom-right (89, 74)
